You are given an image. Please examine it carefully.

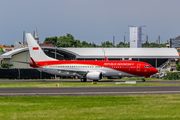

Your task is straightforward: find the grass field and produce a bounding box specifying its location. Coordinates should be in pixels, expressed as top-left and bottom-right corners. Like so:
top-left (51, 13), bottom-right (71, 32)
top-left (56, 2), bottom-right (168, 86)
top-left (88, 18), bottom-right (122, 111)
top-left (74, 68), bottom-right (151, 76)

top-left (0, 95), bottom-right (180, 120)
top-left (0, 82), bottom-right (180, 88)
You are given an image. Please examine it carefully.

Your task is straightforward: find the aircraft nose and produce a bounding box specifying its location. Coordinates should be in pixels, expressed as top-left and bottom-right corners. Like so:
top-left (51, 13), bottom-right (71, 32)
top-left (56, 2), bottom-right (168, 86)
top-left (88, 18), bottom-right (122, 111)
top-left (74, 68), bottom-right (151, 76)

top-left (153, 67), bottom-right (158, 74)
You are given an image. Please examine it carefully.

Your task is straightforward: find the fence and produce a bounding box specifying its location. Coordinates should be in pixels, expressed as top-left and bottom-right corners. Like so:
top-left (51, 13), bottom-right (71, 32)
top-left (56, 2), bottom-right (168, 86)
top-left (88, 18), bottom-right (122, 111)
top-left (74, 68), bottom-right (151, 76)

top-left (0, 68), bottom-right (59, 79)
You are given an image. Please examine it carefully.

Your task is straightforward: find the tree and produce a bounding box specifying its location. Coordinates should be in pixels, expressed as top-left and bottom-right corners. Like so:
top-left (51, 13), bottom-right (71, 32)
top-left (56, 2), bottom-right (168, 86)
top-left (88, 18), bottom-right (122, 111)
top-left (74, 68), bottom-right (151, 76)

top-left (1, 63), bottom-right (13, 68)
top-left (44, 33), bottom-right (170, 48)
top-left (117, 42), bottom-right (125, 47)
top-left (75, 40), bottom-right (82, 47)
top-left (4, 45), bottom-right (14, 47)
top-left (164, 72), bottom-right (179, 80)
top-left (149, 42), bottom-right (159, 48)
top-left (102, 41), bottom-right (113, 48)
top-left (142, 41), bottom-right (149, 47)
top-left (142, 42), bottom-right (169, 48)
top-left (44, 36), bottom-right (57, 45)
top-left (176, 62), bottom-right (180, 71)
top-left (91, 42), bottom-right (96, 47)
top-left (56, 34), bottom-right (76, 47)
top-left (82, 41), bottom-right (89, 47)
top-left (159, 43), bottom-right (169, 47)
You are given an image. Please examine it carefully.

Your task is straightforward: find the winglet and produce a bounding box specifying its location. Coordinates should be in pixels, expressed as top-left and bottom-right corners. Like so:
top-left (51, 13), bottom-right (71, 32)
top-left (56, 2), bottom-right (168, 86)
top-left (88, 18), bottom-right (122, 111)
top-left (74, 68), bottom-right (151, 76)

top-left (105, 57), bottom-right (108, 61)
top-left (30, 57), bottom-right (39, 68)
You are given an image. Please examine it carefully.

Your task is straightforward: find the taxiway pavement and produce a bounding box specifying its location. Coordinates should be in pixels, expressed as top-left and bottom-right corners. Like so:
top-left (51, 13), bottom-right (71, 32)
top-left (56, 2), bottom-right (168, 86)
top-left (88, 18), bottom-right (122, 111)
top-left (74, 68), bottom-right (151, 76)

top-left (0, 86), bottom-right (180, 96)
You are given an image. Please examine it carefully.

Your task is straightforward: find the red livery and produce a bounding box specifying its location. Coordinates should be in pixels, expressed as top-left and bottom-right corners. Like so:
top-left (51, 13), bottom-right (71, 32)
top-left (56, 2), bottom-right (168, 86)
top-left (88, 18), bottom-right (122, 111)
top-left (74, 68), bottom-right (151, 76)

top-left (33, 47), bottom-right (39, 50)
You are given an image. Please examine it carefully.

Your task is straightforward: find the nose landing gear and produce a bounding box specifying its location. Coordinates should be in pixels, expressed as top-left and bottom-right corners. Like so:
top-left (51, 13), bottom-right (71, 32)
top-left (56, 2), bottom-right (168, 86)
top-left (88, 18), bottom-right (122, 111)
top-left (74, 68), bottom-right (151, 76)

top-left (142, 77), bottom-right (145, 82)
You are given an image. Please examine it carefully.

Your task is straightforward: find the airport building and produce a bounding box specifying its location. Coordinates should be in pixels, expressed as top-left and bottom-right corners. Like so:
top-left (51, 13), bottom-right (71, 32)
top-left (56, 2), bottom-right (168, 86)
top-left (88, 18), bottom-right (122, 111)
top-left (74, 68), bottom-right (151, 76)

top-left (0, 47), bottom-right (178, 69)
top-left (170, 35), bottom-right (180, 48)
top-left (0, 29), bottom-right (179, 69)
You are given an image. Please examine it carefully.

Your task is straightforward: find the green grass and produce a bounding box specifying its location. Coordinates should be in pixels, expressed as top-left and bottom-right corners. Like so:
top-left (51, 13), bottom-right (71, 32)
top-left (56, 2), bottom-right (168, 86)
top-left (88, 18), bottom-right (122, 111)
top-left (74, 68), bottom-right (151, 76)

top-left (0, 95), bottom-right (180, 120)
top-left (0, 82), bottom-right (180, 88)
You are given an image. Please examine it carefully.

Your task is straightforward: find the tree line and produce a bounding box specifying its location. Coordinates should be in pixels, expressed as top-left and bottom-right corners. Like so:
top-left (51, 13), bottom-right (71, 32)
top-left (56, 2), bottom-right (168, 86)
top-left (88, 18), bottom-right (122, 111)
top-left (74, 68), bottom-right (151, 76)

top-left (44, 33), bottom-right (169, 48)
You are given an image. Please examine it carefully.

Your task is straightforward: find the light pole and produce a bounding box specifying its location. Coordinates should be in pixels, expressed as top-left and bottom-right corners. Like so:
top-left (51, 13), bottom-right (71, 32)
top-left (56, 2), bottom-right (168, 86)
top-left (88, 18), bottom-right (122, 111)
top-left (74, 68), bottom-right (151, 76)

top-left (124, 32), bottom-right (129, 47)
top-left (102, 48), bottom-right (105, 60)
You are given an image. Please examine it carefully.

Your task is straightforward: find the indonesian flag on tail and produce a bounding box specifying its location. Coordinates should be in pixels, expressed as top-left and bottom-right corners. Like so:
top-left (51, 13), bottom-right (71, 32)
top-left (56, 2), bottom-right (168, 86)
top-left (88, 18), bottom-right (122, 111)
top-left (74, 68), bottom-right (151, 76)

top-left (33, 47), bottom-right (39, 50)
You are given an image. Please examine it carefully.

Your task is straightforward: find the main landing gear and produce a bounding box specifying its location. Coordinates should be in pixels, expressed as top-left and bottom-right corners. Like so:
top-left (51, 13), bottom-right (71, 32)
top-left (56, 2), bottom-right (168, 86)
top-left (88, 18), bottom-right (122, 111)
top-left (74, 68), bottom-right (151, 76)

top-left (81, 78), bottom-right (87, 82)
top-left (93, 80), bottom-right (98, 82)
top-left (142, 77), bottom-right (146, 82)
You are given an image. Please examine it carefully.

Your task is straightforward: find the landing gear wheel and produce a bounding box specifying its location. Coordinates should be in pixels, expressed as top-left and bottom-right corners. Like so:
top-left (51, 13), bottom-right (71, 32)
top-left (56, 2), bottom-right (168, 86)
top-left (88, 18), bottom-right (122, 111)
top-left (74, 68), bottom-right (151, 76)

top-left (142, 77), bottom-right (145, 82)
top-left (93, 80), bottom-right (98, 82)
top-left (81, 78), bottom-right (87, 82)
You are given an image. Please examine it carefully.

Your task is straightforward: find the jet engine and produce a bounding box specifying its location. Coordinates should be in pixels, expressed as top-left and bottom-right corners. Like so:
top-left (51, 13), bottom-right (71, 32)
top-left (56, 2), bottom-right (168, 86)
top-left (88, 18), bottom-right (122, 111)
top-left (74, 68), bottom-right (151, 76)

top-left (86, 72), bottom-right (103, 80)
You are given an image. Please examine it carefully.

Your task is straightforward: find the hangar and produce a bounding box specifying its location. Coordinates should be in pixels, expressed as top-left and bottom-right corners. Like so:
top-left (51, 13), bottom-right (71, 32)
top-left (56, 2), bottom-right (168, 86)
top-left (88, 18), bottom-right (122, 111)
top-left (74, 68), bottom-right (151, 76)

top-left (0, 47), bottom-right (179, 69)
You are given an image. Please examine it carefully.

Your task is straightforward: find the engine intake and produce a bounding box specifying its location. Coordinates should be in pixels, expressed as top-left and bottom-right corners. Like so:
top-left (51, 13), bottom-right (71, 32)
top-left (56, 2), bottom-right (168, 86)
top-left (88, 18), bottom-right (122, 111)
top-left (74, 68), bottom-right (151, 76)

top-left (86, 72), bottom-right (103, 80)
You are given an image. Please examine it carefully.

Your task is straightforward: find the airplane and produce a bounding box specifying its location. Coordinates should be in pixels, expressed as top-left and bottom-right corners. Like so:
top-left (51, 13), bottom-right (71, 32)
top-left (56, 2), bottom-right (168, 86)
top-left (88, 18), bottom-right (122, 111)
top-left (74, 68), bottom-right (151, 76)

top-left (25, 33), bottom-right (158, 82)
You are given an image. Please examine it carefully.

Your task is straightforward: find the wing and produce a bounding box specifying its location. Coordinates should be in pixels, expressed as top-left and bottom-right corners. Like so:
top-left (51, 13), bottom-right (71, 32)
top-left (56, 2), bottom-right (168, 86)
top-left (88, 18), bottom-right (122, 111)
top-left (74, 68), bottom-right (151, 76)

top-left (57, 68), bottom-right (88, 76)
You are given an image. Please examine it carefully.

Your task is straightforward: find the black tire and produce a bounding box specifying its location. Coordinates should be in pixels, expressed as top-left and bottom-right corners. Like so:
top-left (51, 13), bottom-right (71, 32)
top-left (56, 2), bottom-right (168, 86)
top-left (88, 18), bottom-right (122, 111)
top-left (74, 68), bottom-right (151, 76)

top-left (93, 80), bottom-right (98, 82)
top-left (81, 78), bottom-right (87, 82)
top-left (142, 78), bottom-right (145, 82)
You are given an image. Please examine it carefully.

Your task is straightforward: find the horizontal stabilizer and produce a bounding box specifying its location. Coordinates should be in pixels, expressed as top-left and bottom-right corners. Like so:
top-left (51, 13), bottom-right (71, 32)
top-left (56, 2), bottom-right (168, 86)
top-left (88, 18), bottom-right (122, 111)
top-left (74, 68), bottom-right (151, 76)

top-left (30, 57), bottom-right (39, 68)
top-left (12, 61), bottom-right (33, 65)
top-left (105, 57), bottom-right (108, 61)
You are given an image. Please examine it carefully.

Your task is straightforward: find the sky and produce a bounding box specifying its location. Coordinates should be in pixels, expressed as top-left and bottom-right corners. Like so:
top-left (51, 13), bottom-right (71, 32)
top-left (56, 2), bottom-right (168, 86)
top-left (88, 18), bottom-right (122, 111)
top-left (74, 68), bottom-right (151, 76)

top-left (0, 0), bottom-right (180, 45)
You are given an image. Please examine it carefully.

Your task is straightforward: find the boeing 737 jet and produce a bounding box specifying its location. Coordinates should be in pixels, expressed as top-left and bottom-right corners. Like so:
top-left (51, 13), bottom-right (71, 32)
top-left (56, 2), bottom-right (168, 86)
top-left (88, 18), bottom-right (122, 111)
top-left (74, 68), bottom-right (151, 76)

top-left (26, 33), bottom-right (158, 82)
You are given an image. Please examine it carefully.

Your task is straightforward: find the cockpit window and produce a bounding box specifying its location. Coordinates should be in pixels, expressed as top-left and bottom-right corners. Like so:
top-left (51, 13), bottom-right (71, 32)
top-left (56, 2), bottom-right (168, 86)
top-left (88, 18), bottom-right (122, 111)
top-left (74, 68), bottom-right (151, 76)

top-left (145, 65), bottom-right (152, 68)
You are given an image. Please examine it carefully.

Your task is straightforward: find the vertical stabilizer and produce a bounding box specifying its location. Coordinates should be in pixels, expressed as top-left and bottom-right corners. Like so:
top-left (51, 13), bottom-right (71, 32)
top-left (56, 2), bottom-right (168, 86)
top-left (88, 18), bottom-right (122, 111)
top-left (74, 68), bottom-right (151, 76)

top-left (26, 33), bottom-right (57, 61)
